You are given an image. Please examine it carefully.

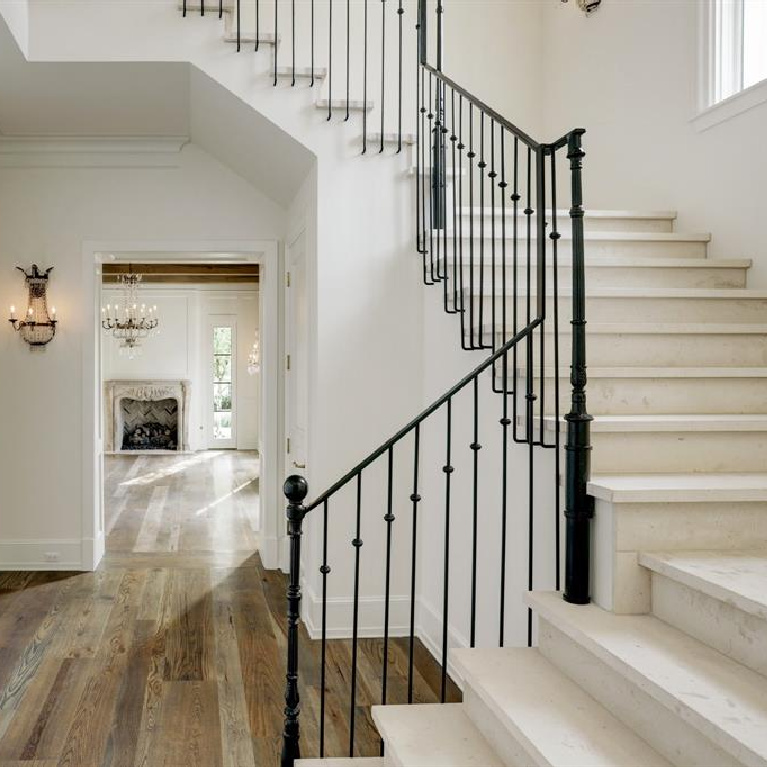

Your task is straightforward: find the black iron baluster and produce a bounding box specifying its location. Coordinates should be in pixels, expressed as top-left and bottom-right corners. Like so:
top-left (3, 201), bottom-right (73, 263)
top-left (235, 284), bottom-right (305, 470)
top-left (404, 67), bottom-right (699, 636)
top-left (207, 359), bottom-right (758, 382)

top-left (363, 0), bottom-right (369, 153)
top-left (407, 423), bottom-right (421, 705)
top-left (345, 0), bottom-right (350, 121)
top-left (458, 96), bottom-right (468, 349)
top-left (433, 80), bottom-right (442, 281)
top-left (467, 103), bottom-right (475, 347)
top-left (500, 131), bottom-right (508, 362)
top-left (450, 87), bottom-right (458, 313)
top-left (349, 473), bottom-right (364, 757)
top-left (328, 0), bottom-right (333, 121)
top-left (255, 0), bottom-right (260, 51)
top-left (281, 475), bottom-right (308, 767)
top-left (441, 83), bottom-right (449, 306)
top-left (490, 122), bottom-right (497, 358)
top-left (550, 149), bottom-right (562, 591)
top-left (380, 0), bottom-right (386, 153)
top-left (183, 0), bottom-right (187, 19)
top-left (219, 0), bottom-right (223, 20)
top-left (478, 111), bottom-right (486, 349)
top-left (310, 0), bottom-right (315, 85)
top-left (291, 0), bottom-right (296, 86)
top-left (416, 59), bottom-right (422, 255)
top-left (526, 327), bottom-right (535, 647)
top-left (441, 396), bottom-right (453, 703)
top-left (500, 344), bottom-right (510, 646)
top-left (397, 0), bottom-right (404, 152)
top-left (381, 446), bottom-right (395, 748)
top-left (512, 137), bottom-right (520, 435)
top-left (200, 0), bottom-right (204, 18)
top-left (470, 377), bottom-right (480, 647)
top-left (537, 147), bottom-right (548, 445)
top-left (236, 0), bottom-right (241, 52)
top-left (564, 129), bottom-right (594, 606)
top-left (421, 69), bottom-right (430, 284)
top-left (273, 0), bottom-right (278, 86)
top-left (428, 73), bottom-right (435, 282)
top-left (319, 500), bottom-right (330, 757)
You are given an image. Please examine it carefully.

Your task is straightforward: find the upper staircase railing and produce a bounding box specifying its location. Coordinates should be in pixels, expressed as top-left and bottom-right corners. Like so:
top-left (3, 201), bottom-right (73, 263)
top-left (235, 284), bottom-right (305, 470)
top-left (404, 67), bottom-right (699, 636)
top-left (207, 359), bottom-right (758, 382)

top-left (180, 1), bottom-right (592, 764)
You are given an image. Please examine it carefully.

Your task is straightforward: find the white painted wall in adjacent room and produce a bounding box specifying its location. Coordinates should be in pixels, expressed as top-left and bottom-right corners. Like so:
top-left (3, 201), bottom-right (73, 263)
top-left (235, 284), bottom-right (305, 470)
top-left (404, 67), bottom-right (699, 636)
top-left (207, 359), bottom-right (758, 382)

top-left (101, 284), bottom-right (260, 453)
top-left (542, 0), bottom-right (767, 286)
top-left (0, 142), bottom-right (286, 570)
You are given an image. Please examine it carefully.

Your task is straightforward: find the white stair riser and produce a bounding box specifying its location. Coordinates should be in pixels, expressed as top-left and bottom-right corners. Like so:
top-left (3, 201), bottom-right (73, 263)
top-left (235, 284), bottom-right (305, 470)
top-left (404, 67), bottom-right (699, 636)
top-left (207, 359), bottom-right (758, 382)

top-left (597, 499), bottom-right (767, 614)
top-left (453, 264), bottom-right (747, 289)
top-left (591, 431), bottom-right (767, 474)
top-left (531, 376), bottom-right (767, 415)
top-left (446, 238), bottom-right (707, 259)
top-left (473, 295), bottom-right (767, 322)
top-left (461, 687), bottom-right (531, 767)
top-left (458, 213), bottom-right (676, 233)
top-left (537, 618), bottom-right (740, 767)
top-left (650, 572), bottom-right (767, 677)
top-left (492, 333), bottom-right (767, 367)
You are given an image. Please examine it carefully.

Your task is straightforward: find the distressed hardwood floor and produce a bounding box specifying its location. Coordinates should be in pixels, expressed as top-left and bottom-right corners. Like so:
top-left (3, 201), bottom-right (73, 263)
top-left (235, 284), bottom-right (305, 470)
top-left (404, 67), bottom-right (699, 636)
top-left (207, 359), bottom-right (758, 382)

top-left (0, 452), bottom-right (457, 766)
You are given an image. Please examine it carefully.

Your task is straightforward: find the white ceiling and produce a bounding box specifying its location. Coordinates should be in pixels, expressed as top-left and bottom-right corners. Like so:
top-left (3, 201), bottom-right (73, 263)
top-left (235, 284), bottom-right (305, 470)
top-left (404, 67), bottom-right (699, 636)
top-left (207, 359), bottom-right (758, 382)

top-left (0, 17), bottom-right (314, 206)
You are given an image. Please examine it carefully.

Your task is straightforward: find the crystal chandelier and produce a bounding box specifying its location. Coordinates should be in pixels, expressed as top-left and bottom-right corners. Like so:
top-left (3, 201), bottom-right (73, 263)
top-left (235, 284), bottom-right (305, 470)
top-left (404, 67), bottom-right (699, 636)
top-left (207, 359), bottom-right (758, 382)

top-left (101, 266), bottom-right (159, 359)
top-left (247, 329), bottom-right (261, 375)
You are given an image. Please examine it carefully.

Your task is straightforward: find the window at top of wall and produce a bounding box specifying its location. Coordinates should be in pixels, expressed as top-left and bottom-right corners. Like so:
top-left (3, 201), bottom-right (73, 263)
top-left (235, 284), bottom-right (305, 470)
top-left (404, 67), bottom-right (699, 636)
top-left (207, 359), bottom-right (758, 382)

top-left (707, 0), bottom-right (767, 108)
top-left (743, 1), bottom-right (767, 90)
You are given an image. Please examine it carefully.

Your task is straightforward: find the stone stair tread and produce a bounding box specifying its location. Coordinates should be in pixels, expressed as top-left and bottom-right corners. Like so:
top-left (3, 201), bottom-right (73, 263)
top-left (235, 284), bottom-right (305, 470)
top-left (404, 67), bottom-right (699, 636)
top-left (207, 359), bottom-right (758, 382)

top-left (440, 230), bottom-right (710, 242)
top-left (530, 322), bottom-right (767, 334)
top-left (459, 207), bottom-right (678, 221)
top-left (451, 647), bottom-right (671, 767)
top-left (527, 365), bottom-right (767, 378)
top-left (474, 286), bottom-right (767, 298)
top-left (297, 759), bottom-right (384, 766)
top-left (589, 472), bottom-right (767, 502)
top-left (527, 591), bottom-right (767, 767)
top-left (276, 65), bottom-right (328, 78)
top-left (442, 255), bottom-right (751, 268)
top-left (372, 703), bottom-right (503, 767)
top-left (640, 550), bottom-right (767, 621)
top-left (537, 414), bottom-right (767, 432)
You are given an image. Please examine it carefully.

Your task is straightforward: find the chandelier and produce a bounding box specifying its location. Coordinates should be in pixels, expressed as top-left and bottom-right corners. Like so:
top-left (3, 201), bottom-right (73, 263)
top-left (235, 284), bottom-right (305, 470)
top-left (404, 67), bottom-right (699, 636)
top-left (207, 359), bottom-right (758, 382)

top-left (101, 266), bottom-right (159, 359)
top-left (247, 330), bottom-right (261, 375)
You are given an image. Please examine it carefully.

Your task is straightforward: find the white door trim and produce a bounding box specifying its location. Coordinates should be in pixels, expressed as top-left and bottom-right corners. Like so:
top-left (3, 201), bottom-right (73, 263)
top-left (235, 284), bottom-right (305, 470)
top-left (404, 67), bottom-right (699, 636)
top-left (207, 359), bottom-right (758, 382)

top-left (82, 239), bottom-right (283, 571)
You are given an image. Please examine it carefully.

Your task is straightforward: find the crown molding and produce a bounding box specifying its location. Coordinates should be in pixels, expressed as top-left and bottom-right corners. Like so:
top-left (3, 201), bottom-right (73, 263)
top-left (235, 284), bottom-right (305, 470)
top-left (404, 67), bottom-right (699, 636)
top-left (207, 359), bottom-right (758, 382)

top-left (0, 135), bottom-right (190, 168)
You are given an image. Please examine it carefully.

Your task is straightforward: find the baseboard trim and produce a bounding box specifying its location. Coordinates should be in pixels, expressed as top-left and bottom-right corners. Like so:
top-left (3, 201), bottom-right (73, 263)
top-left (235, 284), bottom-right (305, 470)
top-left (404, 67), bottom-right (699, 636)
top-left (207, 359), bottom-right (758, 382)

top-left (0, 538), bottom-right (84, 571)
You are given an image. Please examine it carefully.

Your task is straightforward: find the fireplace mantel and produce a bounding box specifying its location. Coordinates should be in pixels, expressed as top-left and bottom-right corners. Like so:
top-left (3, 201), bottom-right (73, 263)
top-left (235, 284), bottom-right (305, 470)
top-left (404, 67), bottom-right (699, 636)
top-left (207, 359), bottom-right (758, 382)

top-left (104, 379), bottom-right (191, 453)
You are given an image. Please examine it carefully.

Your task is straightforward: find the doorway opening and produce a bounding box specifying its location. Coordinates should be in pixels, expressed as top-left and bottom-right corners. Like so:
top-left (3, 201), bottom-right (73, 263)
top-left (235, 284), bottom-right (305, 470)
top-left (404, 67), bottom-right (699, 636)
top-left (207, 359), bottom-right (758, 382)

top-left (95, 256), bottom-right (269, 566)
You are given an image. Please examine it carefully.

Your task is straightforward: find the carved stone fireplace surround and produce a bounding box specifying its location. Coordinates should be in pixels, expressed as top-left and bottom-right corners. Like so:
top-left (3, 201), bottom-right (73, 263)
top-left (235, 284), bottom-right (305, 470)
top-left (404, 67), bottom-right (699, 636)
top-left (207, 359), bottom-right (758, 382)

top-left (105, 380), bottom-right (191, 453)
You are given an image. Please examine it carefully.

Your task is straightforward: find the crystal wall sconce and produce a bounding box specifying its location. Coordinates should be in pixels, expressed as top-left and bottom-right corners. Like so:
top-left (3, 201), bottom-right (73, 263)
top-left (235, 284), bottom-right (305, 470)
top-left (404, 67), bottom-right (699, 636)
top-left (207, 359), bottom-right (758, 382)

top-left (8, 265), bottom-right (58, 347)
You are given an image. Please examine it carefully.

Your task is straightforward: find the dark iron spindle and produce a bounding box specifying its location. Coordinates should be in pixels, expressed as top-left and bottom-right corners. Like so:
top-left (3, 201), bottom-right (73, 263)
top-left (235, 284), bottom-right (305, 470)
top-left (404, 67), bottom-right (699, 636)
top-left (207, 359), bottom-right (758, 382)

top-left (319, 500), bottom-right (330, 756)
top-left (328, 0), bottom-right (333, 121)
top-left (255, 0), bottom-right (260, 51)
top-left (291, 0), bottom-right (296, 86)
top-left (397, 0), bottom-right (404, 152)
top-left (345, 0), bottom-right (350, 121)
top-left (219, 0), bottom-right (223, 20)
top-left (273, 0), bottom-right (278, 86)
top-left (380, 0), bottom-right (386, 153)
top-left (537, 147), bottom-right (548, 444)
top-left (363, 0), bottom-right (369, 152)
top-left (236, 0), bottom-right (241, 52)
top-left (470, 377), bottom-right (480, 647)
top-left (478, 111), bottom-right (486, 348)
top-left (441, 396), bottom-right (453, 703)
top-left (500, 346), bottom-right (510, 646)
top-left (310, 0), bottom-right (314, 84)
top-left (381, 447), bottom-right (395, 741)
top-left (407, 424), bottom-right (421, 705)
top-left (550, 150), bottom-right (562, 591)
top-left (467, 104), bottom-right (475, 347)
top-left (349, 473), bottom-right (364, 757)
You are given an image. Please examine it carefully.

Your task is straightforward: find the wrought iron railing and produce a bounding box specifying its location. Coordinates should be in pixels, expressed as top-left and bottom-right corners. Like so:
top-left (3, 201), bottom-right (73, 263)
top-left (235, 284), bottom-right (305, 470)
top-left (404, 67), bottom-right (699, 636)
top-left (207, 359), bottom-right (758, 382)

top-left (181, 1), bottom-right (593, 764)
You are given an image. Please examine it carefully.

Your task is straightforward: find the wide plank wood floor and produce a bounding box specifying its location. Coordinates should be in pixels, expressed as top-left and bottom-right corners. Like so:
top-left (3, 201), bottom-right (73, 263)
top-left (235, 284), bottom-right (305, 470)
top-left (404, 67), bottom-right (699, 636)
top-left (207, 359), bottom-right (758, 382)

top-left (0, 452), bottom-right (458, 766)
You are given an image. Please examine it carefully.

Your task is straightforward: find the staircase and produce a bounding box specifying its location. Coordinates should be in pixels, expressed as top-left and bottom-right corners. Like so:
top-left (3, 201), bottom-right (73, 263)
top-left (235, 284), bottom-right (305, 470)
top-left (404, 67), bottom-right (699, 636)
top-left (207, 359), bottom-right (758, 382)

top-left (13, 0), bottom-right (762, 762)
top-left (299, 209), bottom-right (767, 765)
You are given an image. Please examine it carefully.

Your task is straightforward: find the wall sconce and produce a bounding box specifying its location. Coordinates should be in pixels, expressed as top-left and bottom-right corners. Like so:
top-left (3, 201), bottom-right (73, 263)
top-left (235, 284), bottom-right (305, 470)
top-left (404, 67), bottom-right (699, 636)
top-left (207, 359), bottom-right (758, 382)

top-left (561, 0), bottom-right (602, 13)
top-left (8, 265), bottom-right (58, 347)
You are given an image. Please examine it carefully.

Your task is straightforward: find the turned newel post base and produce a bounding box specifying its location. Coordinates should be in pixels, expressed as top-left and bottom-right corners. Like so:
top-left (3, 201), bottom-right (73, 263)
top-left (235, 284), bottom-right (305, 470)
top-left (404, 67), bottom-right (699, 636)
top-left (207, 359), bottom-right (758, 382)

top-left (281, 475), bottom-right (308, 767)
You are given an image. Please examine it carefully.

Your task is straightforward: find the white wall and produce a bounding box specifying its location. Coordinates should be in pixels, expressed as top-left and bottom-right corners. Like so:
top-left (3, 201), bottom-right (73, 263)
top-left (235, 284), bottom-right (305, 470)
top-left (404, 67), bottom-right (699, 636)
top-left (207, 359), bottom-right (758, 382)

top-left (0, 141), bottom-right (286, 569)
top-left (101, 283), bottom-right (260, 452)
top-left (542, 0), bottom-right (767, 286)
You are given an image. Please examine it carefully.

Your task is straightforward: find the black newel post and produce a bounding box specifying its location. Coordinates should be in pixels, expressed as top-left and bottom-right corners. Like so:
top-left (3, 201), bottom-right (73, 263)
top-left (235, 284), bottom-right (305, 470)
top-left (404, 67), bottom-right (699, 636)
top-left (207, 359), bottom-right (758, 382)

top-left (563, 129), bottom-right (594, 605)
top-left (281, 475), bottom-right (308, 767)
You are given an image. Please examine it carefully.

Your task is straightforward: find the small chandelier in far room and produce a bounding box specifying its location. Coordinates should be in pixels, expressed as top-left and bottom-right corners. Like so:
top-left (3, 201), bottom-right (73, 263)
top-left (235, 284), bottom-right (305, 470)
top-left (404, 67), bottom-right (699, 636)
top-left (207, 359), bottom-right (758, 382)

top-left (247, 330), bottom-right (261, 375)
top-left (101, 265), bottom-right (159, 359)
top-left (8, 265), bottom-right (58, 347)
top-left (561, 0), bottom-right (602, 13)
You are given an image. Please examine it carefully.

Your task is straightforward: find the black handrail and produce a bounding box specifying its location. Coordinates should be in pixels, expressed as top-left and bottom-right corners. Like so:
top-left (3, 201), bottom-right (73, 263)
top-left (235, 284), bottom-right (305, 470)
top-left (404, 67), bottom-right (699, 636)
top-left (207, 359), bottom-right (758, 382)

top-left (304, 319), bottom-right (541, 514)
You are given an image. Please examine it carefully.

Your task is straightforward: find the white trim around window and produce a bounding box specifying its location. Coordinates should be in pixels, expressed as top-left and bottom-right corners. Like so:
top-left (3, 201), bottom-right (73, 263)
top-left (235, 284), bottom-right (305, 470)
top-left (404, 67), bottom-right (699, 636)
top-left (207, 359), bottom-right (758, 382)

top-left (695, 0), bottom-right (767, 132)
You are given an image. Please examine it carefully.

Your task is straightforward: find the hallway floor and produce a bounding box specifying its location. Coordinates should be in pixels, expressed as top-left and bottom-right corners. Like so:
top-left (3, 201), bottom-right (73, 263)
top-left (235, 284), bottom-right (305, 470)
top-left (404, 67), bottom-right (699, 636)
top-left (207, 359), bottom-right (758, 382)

top-left (0, 452), bottom-right (455, 766)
